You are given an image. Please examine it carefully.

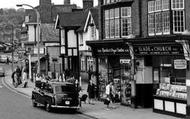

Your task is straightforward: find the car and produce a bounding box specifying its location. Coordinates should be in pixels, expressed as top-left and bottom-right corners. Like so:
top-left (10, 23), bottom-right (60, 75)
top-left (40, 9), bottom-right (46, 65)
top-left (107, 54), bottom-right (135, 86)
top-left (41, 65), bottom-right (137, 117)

top-left (0, 67), bottom-right (5, 77)
top-left (0, 55), bottom-right (8, 63)
top-left (31, 81), bottom-right (80, 112)
top-left (8, 56), bottom-right (18, 63)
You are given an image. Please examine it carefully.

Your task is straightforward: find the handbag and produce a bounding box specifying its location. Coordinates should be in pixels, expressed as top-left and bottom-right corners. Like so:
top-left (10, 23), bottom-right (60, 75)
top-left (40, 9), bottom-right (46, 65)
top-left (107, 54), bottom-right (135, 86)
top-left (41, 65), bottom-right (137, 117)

top-left (104, 98), bottom-right (110, 105)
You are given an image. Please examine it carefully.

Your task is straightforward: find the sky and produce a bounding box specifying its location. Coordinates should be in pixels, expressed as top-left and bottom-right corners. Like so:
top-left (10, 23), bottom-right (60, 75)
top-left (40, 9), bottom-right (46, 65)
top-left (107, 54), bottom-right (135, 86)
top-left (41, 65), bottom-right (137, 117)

top-left (0, 0), bottom-right (98, 9)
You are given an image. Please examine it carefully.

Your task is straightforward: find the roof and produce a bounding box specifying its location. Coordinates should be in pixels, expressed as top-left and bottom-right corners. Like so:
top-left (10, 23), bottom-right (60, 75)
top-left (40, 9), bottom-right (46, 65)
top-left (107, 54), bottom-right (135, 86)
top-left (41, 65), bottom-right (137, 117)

top-left (76, 9), bottom-right (89, 32)
top-left (57, 11), bottom-right (84, 28)
top-left (25, 4), bottom-right (77, 24)
top-left (89, 8), bottom-right (99, 29)
top-left (77, 7), bottom-right (99, 32)
top-left (41, 23), bottom-right (59, 42)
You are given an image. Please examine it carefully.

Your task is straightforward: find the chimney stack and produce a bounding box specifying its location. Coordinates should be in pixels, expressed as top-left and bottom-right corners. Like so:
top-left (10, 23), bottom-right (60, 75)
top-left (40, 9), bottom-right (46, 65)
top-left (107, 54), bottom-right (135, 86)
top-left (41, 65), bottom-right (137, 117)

top-left (83, 0), bottom-right (93, 10)
top-left (64, 0), bottom-right (70, 5)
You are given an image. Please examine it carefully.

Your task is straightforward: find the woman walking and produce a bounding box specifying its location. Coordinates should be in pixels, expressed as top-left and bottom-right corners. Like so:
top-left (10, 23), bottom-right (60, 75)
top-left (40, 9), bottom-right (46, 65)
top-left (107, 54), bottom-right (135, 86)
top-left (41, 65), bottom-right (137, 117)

top-left (87, 79), bottom-right (95, 104)
top-left (22, 68), bottom-right (28, 88)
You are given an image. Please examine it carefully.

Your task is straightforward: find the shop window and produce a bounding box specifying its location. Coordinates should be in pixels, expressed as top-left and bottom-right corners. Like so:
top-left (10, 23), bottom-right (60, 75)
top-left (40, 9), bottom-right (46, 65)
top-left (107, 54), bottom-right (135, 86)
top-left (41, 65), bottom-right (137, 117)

top-left (155, 59), bottom-right (187, 100)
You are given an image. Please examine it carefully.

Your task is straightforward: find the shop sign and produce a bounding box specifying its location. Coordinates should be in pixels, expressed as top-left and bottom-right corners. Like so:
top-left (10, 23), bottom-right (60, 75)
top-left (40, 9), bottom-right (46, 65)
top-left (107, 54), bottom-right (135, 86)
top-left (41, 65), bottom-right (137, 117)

top-left (174, 59), bottom-right (187, 69)
top-left (96, 48), bottom-right (129, 56)
top-left (134, 45), bottom-right (183, 55)
top-left (120, 59), bottom-right (130, 64)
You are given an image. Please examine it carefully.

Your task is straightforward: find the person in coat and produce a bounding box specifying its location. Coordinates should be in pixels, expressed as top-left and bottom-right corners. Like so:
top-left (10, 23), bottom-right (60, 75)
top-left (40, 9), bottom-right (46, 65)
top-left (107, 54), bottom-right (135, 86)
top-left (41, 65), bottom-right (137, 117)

top-left (87, 79), bottom-right (95, 104)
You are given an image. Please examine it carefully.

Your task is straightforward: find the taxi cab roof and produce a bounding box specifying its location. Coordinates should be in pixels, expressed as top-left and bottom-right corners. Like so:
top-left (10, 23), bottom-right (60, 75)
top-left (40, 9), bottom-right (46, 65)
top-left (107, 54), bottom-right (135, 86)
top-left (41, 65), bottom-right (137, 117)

top-left (48, 81), bottom-right (74, 86)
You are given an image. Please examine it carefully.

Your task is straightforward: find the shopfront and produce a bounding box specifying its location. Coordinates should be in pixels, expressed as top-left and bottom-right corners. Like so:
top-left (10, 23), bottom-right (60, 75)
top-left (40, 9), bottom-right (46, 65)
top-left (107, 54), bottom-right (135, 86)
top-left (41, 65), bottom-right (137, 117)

top-left (87, 37), bottom-right (188, 117)
top-left (133, 43), bottom-right (187, 117)
top-left (94, 43), bottom-right (132, 104)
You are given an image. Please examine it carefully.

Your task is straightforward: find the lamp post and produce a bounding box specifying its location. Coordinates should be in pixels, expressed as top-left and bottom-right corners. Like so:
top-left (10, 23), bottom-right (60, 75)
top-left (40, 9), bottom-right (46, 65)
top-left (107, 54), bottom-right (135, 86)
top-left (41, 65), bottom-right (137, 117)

top-left (16, 4), bottom-right (41, 74)
top-left (126, 42), bottom-right (136, 108)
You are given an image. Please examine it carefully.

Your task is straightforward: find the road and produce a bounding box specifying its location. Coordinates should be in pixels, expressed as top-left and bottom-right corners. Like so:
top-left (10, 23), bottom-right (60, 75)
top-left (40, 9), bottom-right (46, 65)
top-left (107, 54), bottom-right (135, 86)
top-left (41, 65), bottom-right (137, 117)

top-left (0, 63), bottom-right (92, 119)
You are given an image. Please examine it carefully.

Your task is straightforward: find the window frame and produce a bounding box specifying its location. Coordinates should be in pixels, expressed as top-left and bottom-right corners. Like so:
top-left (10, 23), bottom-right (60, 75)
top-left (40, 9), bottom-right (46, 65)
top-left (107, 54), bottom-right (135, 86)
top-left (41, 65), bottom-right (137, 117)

top-left (171, 0), bottom-right (185, 33)
top-left (104, 7), bottom-right (132, 39)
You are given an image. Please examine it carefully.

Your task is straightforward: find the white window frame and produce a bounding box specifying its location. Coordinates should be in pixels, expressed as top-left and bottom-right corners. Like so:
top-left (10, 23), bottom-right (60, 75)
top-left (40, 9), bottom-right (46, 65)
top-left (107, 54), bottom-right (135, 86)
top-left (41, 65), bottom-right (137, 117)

top-left (155, 12), bottom-right (162, 35)
top-left (110, 9), bottom-right (115, 38)
top-left (121, 7), bottom-right (132, 37)
top-left (171, 0), bottom-right (185, 33)
top-left (148, 0), bottom-right (171, 36)
top-left (105, 10), bottom-right (110, 39)
top-left (148, 13), bottom-right (155, 36)
top-left (155, 0), bottom-right (162, 12)
top-left (115, 8), bottom-right (120, 38)
top-left (162, 11), bottom-right (170, 34)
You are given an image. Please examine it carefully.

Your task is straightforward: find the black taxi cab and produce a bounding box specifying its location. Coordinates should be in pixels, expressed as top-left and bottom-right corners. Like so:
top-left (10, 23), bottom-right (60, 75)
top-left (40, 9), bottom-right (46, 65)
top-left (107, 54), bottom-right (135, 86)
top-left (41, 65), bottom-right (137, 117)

top-left (31, 81), bottom-right (80, 112)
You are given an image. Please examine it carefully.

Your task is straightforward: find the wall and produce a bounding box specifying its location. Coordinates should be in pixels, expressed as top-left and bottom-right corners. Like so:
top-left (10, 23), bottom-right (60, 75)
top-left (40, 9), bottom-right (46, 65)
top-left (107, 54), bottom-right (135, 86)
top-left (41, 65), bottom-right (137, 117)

top-left (28, 25), bottom-right (35, 42)
top-left (67, 30), bottom-right (77, 47)
top-left (186, 0), bottom-right (190, 31)
top-left (131, 0), bottom-right (140, 36)
top-left (141, 0), bottom-right (148, 38)
top-left (135, 58), bottom-right (153, 84)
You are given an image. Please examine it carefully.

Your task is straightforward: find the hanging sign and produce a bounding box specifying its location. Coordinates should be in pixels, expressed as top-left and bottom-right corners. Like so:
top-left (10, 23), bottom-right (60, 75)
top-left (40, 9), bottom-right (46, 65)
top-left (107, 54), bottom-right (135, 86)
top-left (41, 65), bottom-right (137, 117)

top-left (174, 59), bottom-right (187, 69)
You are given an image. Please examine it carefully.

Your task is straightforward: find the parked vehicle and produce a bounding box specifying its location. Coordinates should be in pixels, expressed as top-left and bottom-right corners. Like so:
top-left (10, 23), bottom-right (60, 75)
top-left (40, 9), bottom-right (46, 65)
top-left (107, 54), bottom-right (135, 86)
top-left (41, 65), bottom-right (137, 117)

top-left (31, 81), bottom-right (80, 112)
top-left (0, 67), bottom-right (5, 77)
top-left (0, 55), bottom-right (7, 63)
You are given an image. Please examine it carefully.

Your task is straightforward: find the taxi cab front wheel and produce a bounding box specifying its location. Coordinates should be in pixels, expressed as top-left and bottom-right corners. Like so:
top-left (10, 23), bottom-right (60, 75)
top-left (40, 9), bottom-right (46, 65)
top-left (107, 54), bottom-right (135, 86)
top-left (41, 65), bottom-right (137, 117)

top-left (45, 103), bottom-right (51, 112)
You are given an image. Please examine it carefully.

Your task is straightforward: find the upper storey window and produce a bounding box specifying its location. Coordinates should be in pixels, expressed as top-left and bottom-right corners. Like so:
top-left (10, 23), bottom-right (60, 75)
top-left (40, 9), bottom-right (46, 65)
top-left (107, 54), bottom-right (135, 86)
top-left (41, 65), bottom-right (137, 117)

top-left (104, 7), bottom-right (132, 39)
top-left (148, 0), bottom-right (185, 36)
top-left (172, 0), bottom-right (185, 33)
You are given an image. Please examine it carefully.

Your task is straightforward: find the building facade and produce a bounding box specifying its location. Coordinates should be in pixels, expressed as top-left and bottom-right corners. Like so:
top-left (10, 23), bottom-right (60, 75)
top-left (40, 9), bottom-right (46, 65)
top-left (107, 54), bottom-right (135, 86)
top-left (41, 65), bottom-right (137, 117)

top-left (78, 8), bottom-right (99, 82)
top-left (23, 0), bottom-right (77, 78)
top-left (87, 0), bottom-right (190, 118)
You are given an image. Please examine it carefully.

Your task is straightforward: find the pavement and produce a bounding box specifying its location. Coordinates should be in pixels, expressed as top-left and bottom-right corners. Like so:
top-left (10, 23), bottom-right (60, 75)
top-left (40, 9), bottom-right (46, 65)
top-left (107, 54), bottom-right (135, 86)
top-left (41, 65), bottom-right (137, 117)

top-left (2, 72), bottom-right (182, 119)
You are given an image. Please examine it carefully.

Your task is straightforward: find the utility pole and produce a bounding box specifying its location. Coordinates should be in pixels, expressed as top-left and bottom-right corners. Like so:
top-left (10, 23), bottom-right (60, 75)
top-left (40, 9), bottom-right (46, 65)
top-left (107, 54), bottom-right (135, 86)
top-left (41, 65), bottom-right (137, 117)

top-left (127, 42), bottom-right (136, 108)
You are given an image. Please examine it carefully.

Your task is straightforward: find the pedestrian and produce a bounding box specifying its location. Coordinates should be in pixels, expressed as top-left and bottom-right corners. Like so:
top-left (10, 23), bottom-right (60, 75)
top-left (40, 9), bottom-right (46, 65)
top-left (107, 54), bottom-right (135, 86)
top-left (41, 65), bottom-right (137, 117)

top-left (88, 65), bottom-right (93, 81)
top-left (22, 68), bottom-right (28, 88)
top-left (16, 66), bottom-right (22, 85)
top-left (105, 81), bottom-right (114, 109)
top-left (87, 79), bottom-right (95, 104)
top-left (35, 73), bottom-right (42, 88)
top-left (11, 70), bottom-right (19, 88)
top-left (6, 57), bottom-right (9, 64)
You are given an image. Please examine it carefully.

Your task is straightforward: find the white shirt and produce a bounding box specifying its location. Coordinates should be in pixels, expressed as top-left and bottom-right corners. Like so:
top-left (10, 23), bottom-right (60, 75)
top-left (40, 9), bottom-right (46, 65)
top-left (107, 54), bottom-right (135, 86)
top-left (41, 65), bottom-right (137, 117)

top-left (36, 76), bottom-right (41, 81)
top-left (106, 84), bottom-right (111, 95)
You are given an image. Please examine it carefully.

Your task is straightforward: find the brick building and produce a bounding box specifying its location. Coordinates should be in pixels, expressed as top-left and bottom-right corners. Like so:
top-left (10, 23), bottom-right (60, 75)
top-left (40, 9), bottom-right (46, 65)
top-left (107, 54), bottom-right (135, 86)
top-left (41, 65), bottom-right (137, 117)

top-left (87, 0), bottom-right (190, 118)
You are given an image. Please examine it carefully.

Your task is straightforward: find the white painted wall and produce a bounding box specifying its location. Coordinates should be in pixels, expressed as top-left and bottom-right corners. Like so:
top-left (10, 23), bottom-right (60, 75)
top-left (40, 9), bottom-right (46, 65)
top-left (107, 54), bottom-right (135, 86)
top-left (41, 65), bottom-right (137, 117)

top-left (135, 58), bottom-right (153, 84)
top-left (79, 24), bottom-right (99, 51)
top-left (67, 30), bottom-right (77, 47)
top-left (28, 25), bottom-right (36, 42)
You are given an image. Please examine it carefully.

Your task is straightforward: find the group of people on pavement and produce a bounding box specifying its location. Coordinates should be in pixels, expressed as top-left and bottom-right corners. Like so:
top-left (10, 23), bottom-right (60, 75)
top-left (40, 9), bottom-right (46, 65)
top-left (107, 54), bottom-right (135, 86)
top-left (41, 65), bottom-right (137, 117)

top-left (11, 65), bottom-right (29, 88)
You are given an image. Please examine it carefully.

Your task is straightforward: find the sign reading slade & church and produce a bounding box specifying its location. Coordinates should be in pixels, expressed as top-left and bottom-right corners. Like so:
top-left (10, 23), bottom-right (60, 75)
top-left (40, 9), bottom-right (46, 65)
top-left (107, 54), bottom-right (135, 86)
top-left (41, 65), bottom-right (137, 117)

top-left (134, 45), bottom-right (183, 55)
